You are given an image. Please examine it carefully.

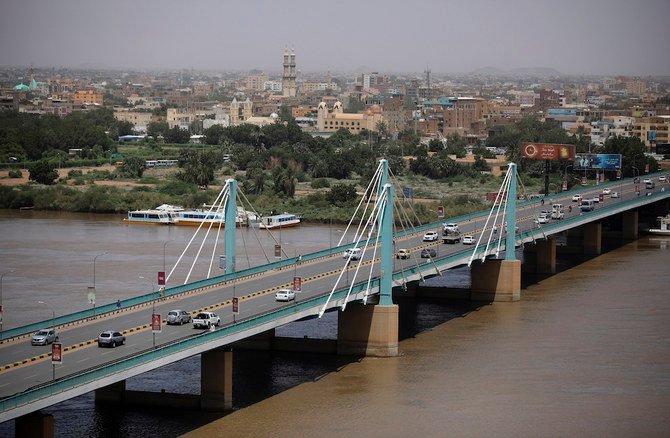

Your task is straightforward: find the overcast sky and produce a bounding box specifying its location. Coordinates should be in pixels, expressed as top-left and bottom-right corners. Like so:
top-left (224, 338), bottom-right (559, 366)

top-left (2, 0), bottom-right (669, 76)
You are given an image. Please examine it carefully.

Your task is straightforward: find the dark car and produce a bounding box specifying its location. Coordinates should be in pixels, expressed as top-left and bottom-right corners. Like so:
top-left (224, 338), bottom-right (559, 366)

top-left (420, 248), bottom-right (437, 258)
top-left (98, 330), bottom-right (125, 348)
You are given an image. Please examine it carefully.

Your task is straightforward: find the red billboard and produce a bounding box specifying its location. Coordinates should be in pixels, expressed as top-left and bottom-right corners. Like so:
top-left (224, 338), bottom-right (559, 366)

top-left (293, 276), bottom-right (302, 292)
top-left (52, 342), bottom-right (63, 365)
top-left (157, 271), bottom-right (165, 286)
top-left (232, 297), bottom-right (239, 315)
top-left (437, 206), bottom-right (444, 217)
top-left (521, 143), bottom-right (575, 161)
top-left (151, 313), bottom-right (161, 333)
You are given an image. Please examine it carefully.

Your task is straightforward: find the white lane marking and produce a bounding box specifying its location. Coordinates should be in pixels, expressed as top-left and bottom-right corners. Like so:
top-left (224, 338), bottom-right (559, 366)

top-left (76, 358), bottom-right (90, 364)
top-left (0, 382), bottom-right (11, 388)
top-left (24, 374), bottom-right (38, 380)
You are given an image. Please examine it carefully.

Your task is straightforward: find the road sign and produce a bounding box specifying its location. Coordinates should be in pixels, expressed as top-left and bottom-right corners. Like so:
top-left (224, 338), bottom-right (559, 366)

top-left (616, 170), bottom-right (622, 179)
top-left (151, 313), bottom-right (161, 333)
top-left (51, 342), bottom-right (62, 365)
top-left (232, 297), bottom-right (239, 315)
top-left (157, 271), bottom-right (165, 286)
top-left (402, 187), bottom-right (413, 199)
top-left (274, 244), bottom-right (281, 258)
top-left (87, 287), bottom-right (96, 305)
top-left (293, 276), bottom-right (302, 292)
top-left (437, 206), bottom-right (444, 217)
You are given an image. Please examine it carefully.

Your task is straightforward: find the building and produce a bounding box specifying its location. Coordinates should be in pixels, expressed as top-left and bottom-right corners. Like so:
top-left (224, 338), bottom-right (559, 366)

top-left (282, 48), bottom-right (297, 98)
top-left (632, 116), bottom-right (670, 151)
top-left (246, 74), bottom-right (269, 91)
top-left (72, 89), bottom-right (103, 106)
top-left (316, 101), bottom-right (384, 134)
top-left (230, 97), bottom-right (253, 125)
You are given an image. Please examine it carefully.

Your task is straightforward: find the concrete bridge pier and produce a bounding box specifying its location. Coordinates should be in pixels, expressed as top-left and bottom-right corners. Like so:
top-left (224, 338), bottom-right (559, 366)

top-left (200, 347), bottom-right (233, 411)
top-left (583, 222), bottom-right (602, 255)
top-left (15, 412), bottom-right (54, 438)
top-left (337, 303), bottom-right (399, 357)
top-left (95, 379), bottom-right (126, 404)
top-left (521, 238), bottom-right (556, 274)
top-left (622, 210), bottom-right (639, 240)
top-left (470, 259), bottom-right (521, 302)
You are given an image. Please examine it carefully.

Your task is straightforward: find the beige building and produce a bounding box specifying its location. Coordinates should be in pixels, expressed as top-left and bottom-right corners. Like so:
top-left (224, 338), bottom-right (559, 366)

top-left (246, 74), bottom-right (269, 91)
top-left (230, 97), bottom-right (253, 125)
top-left (443, 97), bottom-right (486, 136)
top-left (72, 89), bottom-right (103, 105)
top-left (632, 116), bottom-right (670, 150)
top-left (316, 101), bottom-right (384, 134)
top-left (114, 110), bottom-right (160, 133)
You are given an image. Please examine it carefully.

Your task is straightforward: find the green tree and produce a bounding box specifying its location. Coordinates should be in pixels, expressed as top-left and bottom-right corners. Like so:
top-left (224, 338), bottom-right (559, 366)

top-left (326, 183), bottom-right (358, 206)
top-left (165, 126), bottom-right (191, 144)
top-left (28, 159), bottom-right (59, 185)
top-left (117, 157), bottom-right (146, 179)
top-left (203, 125), bottom-right (225, 145)
top-left (177, 149), bottom-right (221, 187)
top-left (147, 121), bottom-right (169, 139)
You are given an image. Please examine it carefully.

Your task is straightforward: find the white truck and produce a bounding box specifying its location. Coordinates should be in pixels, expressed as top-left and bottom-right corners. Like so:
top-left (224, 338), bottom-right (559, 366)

top-left (192, 311), bottom-right (221, 329)
top-left (551, 203), bottom-right (564, 220)
top-left (442, 223), bottom-right (461, 244)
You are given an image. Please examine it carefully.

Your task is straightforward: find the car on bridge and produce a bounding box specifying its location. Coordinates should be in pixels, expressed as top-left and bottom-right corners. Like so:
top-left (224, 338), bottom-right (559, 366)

top-left (420, 248), bottom-right (437, 258)
top-left (167, 309), bottom-right (191, 325)
top-left (611, 191), bottom-right (619, 198)
top-left (462, 235), bottom-right (475, 245)
top-left (536, 213), bottom-right (549, 224)
top-left (395, 248), bottom-right (411, 259)
top-left (343, 248), bottom-right (362, 260)
top-left (422, 231), bottom-right (439, 242)
top-left (660, 176), bottom-right (667, 182)
top-left (643, 178), bottom-right (652, 184)
top-left (97, 331), bottom-right (125, 348)
top-left (31, 328), bottom-right (58, 346)
top-left (442, 223), bottom-right (459, 233)
top-left (572, 194), bottom-right (583, 202)
top-left (275, 289), bottom-right (296, 301)
top-left (192, 312), bottom-right (220, 329)
top-left (602, 188), bottom-right (611, 195)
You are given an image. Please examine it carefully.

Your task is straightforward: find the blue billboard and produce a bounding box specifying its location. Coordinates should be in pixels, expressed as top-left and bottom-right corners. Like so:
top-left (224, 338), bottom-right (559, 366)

top-left (574, 153), bottom-right (621, 170)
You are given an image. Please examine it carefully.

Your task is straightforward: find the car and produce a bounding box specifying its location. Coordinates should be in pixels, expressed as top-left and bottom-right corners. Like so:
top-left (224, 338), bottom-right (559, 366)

top-left (192, 312), bottom-right (221, 329)
top-left (572, 194), bottom-right (582, 202)
top-left (422, 231), bottom-right (439, 242)
top-left (602, 188), bottom-right (611, 195)
top-left (167, 309), bottom-right (191, 325)
top-left (275, 288), bottom-right (296, 301)
top-left (660, 176), bottom-right (667, 182)
top-left (462, 235), bottom-right (474, 245)
top-left (31, 328), bottom-right (58, 346)
top-left (643, 178), bottom-right (652, 184)
top-left (442, 223), bottom-right (459, 233)
top-left (98, 330), bottom-right (125, 348)
top-left (536, 214), bottom-right (549, 224)
top-left (592, 196), bottom-right (600, 203)
top-left (395, 248), bottom-right (411, 259)
top-left (342, 248), bottom-right (362, 260)
top-left (611, 191), bottom-right (619, 198)
top-left (420, 248), bottom-right (437, 258)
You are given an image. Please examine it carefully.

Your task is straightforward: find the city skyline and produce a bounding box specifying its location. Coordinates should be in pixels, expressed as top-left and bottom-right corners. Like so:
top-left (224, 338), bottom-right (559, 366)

top-left (1, 0), bottom-right (669, 77)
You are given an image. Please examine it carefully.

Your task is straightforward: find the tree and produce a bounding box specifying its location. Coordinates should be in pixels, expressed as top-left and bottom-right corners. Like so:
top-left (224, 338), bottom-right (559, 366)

top-left (272, 166), bottom-right (296, 197)
top-left (117, 157), bottom-right (145, 179)
top-left (28, 159), bottom-right (59, 185)
top-left (326, 183), bottom-right (358, 206)
top-left (147, 121), bottom-right (169, 139)
top-left (203, 125), bottom-right (225, 145)
top-left (165, 126), bottom-right (191, 144)
top-left (243, 166), bottom-right (267, 194)
top-left (177, 149), bottom-right (221, 187)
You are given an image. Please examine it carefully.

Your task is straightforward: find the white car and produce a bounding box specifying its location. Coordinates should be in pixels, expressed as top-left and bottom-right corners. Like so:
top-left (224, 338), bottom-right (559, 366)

top-left (660, 176), bottom-right (667, 182)
top-left (192, 312), bottom-right (221, 329)
top-left (572, 194), bottom-right (582, 202)
top-left (643, 178), bottom-right (652, 184)
top-left (611, 191), bottom-right (620, 198)
top-left (602, 188), bottom-right (611, 195)
top-left (462, 235), bottom-right (474, 245)
top-left (342, 248), bottom-right (362, 260)
top-left (536, 215), bottom-right (549, 224)
top-left (422, 231), bottom-right (439, 242)
top-left (592, 196), bottom-right (600, 203)
top-left (275, 289), bottom-right (296, 302)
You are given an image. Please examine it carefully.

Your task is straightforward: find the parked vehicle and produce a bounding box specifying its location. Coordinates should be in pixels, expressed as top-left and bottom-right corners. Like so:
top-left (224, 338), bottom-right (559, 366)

top-left (31, 328), bottom-right (58, 346)
top-left (420, 248), bottom-right (437, 258)
top-left (422, 231), bottom-right (439, 242)
top-left (167, 309), bottom-right (191, 325)
top-left (342, 248), bottom-right (362, 260)
top-left (97, 331), bottom-right (125, 348)
top-left (275, 289), bottom-right (296, 302)
top-left (462, 235), bottom-right (475, 245)
top-left (395, 249), bottom-right (411, 259)
top-left (192, 312), bottom-right (221, 329)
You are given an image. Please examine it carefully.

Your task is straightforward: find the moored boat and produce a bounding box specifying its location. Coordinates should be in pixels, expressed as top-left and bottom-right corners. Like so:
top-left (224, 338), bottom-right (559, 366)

top-left (647, 214), bottom-right (670, 236)
top-left (250, 212), bottom-right (301, 229)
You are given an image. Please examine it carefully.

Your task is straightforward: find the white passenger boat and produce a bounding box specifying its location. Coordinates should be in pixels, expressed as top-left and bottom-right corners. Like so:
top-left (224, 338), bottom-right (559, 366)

top-left (647, 214), bottom-right (670, 236)
top-left (123, 204), bottom-right (181, 225)
top-left (249, 212), bottom-right (301, 229)
top-left (124, 204), bottom-right (247, 227)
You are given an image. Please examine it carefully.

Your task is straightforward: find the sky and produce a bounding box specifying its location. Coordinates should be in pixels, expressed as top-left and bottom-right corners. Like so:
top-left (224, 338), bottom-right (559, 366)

top-left (1, 0), bottom-right (669, 76)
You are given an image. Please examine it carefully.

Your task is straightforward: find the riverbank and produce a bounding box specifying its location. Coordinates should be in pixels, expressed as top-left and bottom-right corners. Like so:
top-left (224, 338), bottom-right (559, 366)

top-left (184, 238), bottom-right (670, 438)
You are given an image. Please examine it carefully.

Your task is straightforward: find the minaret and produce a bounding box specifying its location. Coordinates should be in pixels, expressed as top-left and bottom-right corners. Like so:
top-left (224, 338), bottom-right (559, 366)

top-left (282, 47), bottom-right (297, 97)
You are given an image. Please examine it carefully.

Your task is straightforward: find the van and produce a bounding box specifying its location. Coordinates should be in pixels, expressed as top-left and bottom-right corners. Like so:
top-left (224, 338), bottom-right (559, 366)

top-left (580, 199), bottom-right (595, 212)
top-left (343, 248), bottom-right (362, 260)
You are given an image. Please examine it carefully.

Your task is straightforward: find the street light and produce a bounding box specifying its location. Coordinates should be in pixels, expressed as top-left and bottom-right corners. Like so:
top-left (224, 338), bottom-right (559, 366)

top-left (93, 252), bottom-right (108, 289)
top-left (162, 240), bottom-right (172, 275)
top-left (1, 270), bottom-right (14, 338)
top-left (38, 300), bottom-right (56, 331)
top-left (140, 275), bottom-right (157, 348)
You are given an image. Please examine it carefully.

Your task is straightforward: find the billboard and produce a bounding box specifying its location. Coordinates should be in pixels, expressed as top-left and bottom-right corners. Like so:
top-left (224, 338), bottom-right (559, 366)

top-left (521, 143), bottom-right (575, 160)
top-left (574, 153), bottom-right (621, 170)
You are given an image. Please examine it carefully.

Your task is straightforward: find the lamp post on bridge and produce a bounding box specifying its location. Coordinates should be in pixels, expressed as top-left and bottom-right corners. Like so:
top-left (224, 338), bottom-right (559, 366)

top-left (38, 300), bottom-right (56, 381)
top-left (162, 240), bottom-right (172, 278)
top-left (91, 252), bottom-right (108, 316)
top-left (563, 164), bottom-right (573, 192)
top-left (140, 275), bottom-right (158, 348)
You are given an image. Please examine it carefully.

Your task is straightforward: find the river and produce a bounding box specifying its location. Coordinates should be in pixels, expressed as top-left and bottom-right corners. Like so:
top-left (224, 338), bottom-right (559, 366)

top-left (1, 210), bottom-right (669, 437)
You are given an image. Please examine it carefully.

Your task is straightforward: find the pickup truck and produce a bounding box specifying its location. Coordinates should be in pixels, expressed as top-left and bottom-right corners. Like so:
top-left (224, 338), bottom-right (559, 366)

top-left (192, 312), bottom-right (221, 329)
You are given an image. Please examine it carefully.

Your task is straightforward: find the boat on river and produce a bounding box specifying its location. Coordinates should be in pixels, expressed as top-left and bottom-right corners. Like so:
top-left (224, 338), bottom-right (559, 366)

top-left (124, 204), bottom-right (247, 227)
top-left (647, 214), bottom-right (670, 236)
top-left (249, 212), bottom-right (301, 229)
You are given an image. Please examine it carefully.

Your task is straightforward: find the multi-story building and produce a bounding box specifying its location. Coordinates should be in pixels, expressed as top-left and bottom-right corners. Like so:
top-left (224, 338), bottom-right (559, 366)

top-left (316, 101), bottom-right (384, 135)
top-left (230, 97), bottom-right (253, 125)
top-left (364, 95), bottom-right (408, 134)
top-left (114, 110), bottom-right (161, 133)
top-left (264, 81), bottom-right (282, 93)
top-left (246, 74), bottom-right (269, 91)
top-left (442, 97), bottom-right (487, 136)
top-left (72, 89), bottom-right (103, 106)
top-left (632, 116), bottom-right (670, 151)
top-left (282, 48), bottom-right (297, 97)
